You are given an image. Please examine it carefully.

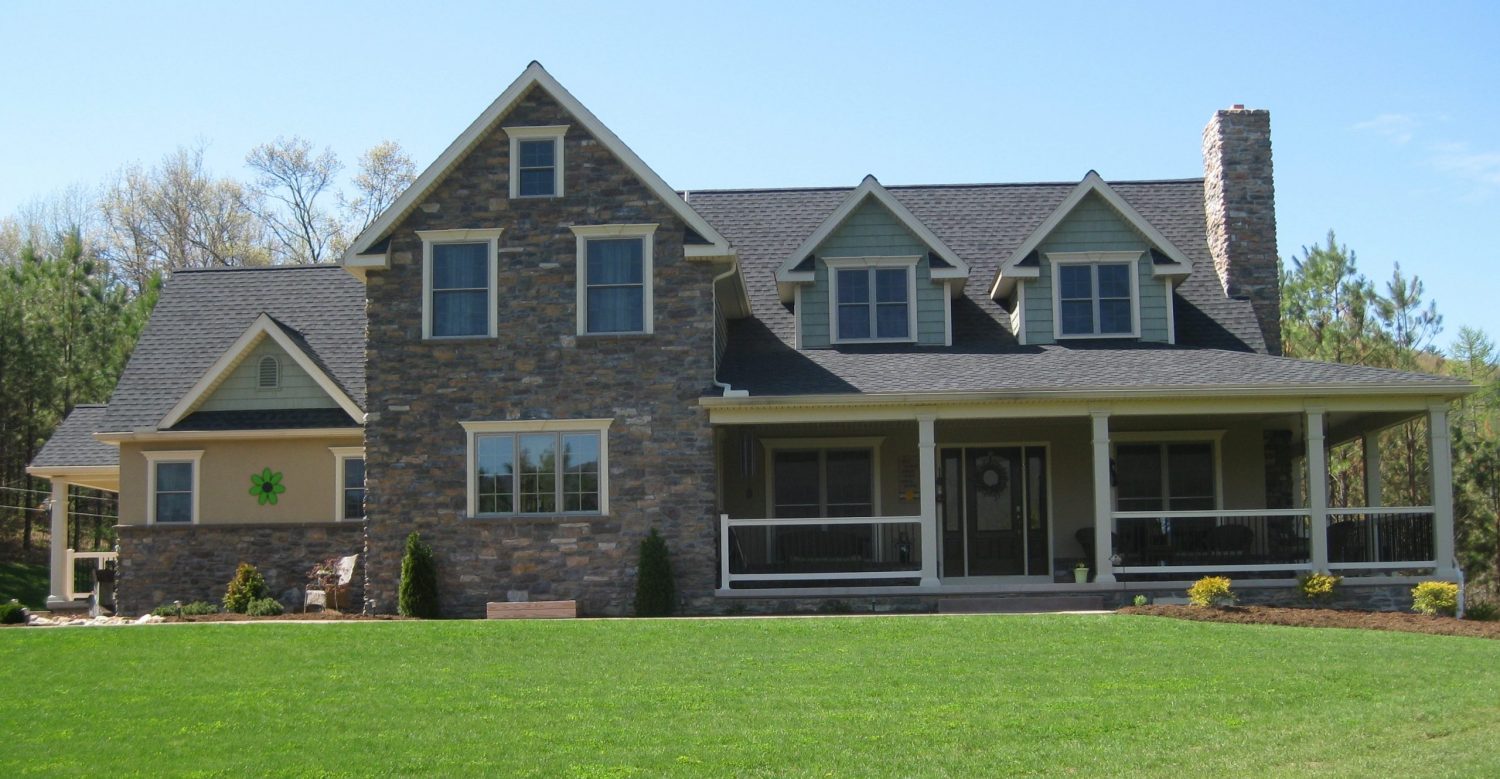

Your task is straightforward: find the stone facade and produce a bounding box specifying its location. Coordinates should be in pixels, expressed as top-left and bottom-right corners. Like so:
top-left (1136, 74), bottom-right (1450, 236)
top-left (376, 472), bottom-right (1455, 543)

top-left (1203, 106), bottom-right (1281, 355)
top-left (363, 87), bottom-right (720, 617)
top-left (115, 522), bottom-right (365, 616)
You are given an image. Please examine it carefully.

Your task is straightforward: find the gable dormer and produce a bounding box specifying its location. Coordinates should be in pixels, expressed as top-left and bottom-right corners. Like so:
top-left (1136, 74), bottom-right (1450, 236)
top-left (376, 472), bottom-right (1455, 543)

top-left (990, 172), bottom-right (1191, 345)
top-left (777, 176), bottom-right (967, 348)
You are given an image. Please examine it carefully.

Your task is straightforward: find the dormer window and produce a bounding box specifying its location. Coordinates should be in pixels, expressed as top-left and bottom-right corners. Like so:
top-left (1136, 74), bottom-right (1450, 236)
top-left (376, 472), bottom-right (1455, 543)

top-left (828, 257), bottom-right (917, 343)
top-left (257, 355), bottom-right (280, 389)
top-left (1049, 251), bottom-right (1141, 338)
top-left (505, 125), bottom-right (568, 199)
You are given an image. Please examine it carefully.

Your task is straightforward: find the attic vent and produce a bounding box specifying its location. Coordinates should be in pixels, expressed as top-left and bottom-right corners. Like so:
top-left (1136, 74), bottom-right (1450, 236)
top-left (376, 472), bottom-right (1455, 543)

top-left (257, 356), bottom-right (280, 389)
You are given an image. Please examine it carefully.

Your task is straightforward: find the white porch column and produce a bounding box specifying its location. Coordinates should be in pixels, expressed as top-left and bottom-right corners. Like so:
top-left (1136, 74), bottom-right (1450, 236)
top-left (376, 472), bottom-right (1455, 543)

top-left (1363, 433), bottom-right (1383, 508)
top-left (1305, 409), bottom-right (1329, 572)
top-left (1090, 412), bottom-right (1116, 584)
top-left (45, 478), bottom-right (71, 608)
top-left (916, 414), bottom-right (940, 588)
top-left (1429, 403), bottom-right (1457, 578)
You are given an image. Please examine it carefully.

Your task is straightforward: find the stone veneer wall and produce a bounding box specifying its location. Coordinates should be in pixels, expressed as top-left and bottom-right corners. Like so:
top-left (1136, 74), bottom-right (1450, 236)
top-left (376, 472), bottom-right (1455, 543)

top-left (1203, 106), bottom-right (1281, 355)
top-left (363, 87), bottom-right (720, 617)
top-left (115, 522), bottom-right (366, 616)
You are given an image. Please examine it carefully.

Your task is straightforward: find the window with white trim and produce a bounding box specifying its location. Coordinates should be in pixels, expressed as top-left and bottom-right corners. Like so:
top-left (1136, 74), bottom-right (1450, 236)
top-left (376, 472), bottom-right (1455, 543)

top-left (572, 225), bottom-right (656, 336)
top-left (331, 447), bottom-right (365, 521)
top-left (505, 125), bottom-right (567, 199)
top-left (144, 450), bottom-right (202, 525)
top-left (828, 258), bottom-right (916, 343)
top-left (463, 420), bottom-right (612, 517)
top-left (1050, 252), bottom-right (1141, 338)
top-left (1114, 441), bottom-right (1217, 512)
top-left (420, 229), bottom-right (502, 339)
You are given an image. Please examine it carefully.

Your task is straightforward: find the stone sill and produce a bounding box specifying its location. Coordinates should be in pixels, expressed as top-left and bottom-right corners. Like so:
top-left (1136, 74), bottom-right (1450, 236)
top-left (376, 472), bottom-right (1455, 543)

top-left (462, 514), bottom-right (613, 526)
top-left (574, 333), bottom-right (654, 343)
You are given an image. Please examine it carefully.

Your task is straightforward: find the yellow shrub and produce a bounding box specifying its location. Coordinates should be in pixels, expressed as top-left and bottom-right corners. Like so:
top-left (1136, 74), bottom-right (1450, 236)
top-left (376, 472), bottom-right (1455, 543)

top-left (1187, 576), bottom-right (1236, 607)
top-left (1411, 581), bottom-right (1458, 617)
top-left (1298, 572), bottom-right (1342, 603)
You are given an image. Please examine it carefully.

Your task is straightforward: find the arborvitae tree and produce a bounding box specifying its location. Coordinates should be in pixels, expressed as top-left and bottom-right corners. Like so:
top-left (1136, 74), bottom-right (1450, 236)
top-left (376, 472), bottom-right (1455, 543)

top-left (633, 527), bottom-right (676, 617)
top-left (398, 531), bottom-right (439, 618)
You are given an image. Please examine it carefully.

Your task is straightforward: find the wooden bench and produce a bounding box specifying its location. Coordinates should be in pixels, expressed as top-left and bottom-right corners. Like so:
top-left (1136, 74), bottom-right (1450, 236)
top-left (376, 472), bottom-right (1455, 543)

top-left (485, 600), bottom-right (577, 620)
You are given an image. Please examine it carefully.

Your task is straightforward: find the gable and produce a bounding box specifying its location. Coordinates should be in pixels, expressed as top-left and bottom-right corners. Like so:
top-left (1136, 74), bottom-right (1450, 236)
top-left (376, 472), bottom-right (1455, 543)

top-left (817, 197), bottom-right (927, 258)
top-left (343, 62), bottom-right (731, 273)
top-left (197, 338), bottom-right (339, 413)
top-left (1041, 191), bottom-right (1152, 253)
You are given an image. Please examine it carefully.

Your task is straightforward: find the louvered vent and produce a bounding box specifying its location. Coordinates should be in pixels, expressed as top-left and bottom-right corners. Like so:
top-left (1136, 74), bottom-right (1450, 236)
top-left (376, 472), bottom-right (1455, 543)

top-left (257, 356), bottom-right (280, 389)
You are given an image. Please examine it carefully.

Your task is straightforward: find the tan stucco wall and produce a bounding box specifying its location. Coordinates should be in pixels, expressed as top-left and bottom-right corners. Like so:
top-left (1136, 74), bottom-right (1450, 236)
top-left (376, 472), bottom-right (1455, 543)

top-left (120, 435), bottom-right (363, 525)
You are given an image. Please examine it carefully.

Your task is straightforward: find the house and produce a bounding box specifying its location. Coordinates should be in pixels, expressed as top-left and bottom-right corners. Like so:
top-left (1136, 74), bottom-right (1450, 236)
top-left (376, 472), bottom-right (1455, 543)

top-left (30, 63), bottom-right (1473, 616)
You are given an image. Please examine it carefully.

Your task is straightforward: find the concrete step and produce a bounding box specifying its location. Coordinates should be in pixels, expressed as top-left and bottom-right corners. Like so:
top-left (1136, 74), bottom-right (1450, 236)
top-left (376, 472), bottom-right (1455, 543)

top-left (937, 595), bottom-right (1106, 614)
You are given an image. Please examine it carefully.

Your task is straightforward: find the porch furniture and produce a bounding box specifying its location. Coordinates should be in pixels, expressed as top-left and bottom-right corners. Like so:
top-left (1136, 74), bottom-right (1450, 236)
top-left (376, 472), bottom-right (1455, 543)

top-left (775, 528), bottom-right (872, 568)
top-left (305, 554), bottom-right (358, 612)
top-left (1207, 524), bottom-right (1254, 559)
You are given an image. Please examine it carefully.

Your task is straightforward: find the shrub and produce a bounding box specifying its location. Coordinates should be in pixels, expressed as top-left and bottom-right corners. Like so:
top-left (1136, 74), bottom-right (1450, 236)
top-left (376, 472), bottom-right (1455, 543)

top-left (223, 563), bottom-right (269, 613)
top-left (1464, 600), bottom-right (1499, 621)
top-left (153, 600), bottom-right (221, 617)
top-left (634, 527), bottom-right (676, 617)
top-left (398, 532), bottom-right (439, 618)
top-left (1298, 572), bottom-right (1342, 603)
top-left (246, 597), bottom-right (284, 617)
top-left (1411, 581), bottom-right (1459, 617)
top-left (0, 600), bottom-right (26, 625)
top-left (1133, 594), bottom-right (1150, 607)
top-left (1187, 576), bottom-right (1236, 608)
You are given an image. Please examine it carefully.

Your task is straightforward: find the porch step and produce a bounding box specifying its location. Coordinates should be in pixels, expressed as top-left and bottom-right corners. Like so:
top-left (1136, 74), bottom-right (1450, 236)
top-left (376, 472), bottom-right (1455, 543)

top-left (938, 596), bottom-right (1106, 614)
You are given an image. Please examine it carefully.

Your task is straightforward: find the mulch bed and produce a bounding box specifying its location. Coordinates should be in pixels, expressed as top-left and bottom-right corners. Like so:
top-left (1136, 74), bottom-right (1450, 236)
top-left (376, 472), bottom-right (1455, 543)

top-left (162, 611), bottom-right (409, 623)
top-left (1119, 604), bottom-right (1500, 640)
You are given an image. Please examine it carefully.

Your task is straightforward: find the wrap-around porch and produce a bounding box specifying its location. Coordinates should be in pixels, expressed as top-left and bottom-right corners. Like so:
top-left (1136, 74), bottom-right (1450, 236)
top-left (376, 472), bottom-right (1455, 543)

top-left (710, 398), bottom-right (1458, 597)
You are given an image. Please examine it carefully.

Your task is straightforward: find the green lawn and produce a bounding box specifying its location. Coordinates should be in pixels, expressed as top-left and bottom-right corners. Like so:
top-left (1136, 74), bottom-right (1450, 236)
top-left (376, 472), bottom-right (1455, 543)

top-left (2, 615), bottom-right (1498, 777)
top-left (0, 562), bottom-right (48, 609)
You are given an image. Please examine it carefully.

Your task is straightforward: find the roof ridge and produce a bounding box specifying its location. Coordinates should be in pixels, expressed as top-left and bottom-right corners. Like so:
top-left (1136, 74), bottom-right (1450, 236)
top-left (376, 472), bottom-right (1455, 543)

top-left (172, 264), bottom-right (344, 275)
top-left (686, 177), bottom-right (1205, 196)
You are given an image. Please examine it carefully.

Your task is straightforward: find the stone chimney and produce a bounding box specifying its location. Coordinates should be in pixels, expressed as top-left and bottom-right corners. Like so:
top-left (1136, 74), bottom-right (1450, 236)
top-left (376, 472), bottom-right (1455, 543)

top-left (1202, 105), bottom-right (1281, 355)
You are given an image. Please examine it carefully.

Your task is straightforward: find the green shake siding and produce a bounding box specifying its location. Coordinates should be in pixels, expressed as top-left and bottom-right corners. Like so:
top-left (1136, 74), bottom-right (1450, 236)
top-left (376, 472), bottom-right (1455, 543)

top-left (1022, 192), bottom-right (1172, 344)
top-left (798, 198), bottom-right (947, 348)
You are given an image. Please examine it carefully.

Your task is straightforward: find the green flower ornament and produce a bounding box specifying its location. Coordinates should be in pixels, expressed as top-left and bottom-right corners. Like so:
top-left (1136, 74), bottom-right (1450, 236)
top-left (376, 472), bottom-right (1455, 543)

top-left (249, 468), bottom-right (286, 506)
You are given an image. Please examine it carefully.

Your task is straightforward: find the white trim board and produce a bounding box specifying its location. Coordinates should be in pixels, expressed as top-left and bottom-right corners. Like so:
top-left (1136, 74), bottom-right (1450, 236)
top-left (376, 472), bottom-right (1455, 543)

top-left (341, 62), bottom-right (732, 272)
top-left (419, 228), bottom-right (504, 340)
top-left (143, 449), bottom-right (203, 526)
top-left (505, 125), bottom-right (568, 199)
top-left (825, 256), bottom-right (920, 345)
top-left (1048, 251), bottom-right (1143, 340)
top-left (460, 418), bottom-right (614, 518)
top-left (329, 446), bottom-right (365, 522)
top-left (989, 171), bottom-right (1193, 299)
top-left (571, 224), bottom-right (658, 336)
top-left (775, 175), bottom-right (969, 303)
top-left (157, 313), bottom-right (365, 429)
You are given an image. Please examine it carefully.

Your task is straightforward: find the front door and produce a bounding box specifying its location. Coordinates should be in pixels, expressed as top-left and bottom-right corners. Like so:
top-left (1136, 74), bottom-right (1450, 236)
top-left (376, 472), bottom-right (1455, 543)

top-left (939, 446), bottom-right (1050, 577)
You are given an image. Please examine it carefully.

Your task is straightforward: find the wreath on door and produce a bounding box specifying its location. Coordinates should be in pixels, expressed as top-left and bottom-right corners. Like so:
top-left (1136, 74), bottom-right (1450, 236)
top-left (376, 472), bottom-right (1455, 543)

top-left (973, 455), bottom-right (1010, 496)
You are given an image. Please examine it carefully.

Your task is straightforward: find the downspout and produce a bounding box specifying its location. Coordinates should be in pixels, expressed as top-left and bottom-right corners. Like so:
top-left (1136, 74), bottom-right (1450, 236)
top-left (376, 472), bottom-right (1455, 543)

top-left (711, 259), bottom-right (749, 398)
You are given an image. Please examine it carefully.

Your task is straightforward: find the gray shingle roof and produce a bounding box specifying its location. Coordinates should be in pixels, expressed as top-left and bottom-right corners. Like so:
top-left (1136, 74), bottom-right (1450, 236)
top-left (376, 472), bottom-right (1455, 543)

top-left (101, 265), bottom-right (365, 432)
top-left (32, 405), bottom-right (117, 468)
top-left (717, 336), bottom-right (1461, 397)
top-left (690, 179), bottom-right (1461, 397)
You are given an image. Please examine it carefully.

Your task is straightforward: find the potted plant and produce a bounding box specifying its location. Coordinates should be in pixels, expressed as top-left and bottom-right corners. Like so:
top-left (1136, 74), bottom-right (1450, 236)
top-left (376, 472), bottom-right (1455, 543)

top-left (1073, 561), bottom-right (1090, 584)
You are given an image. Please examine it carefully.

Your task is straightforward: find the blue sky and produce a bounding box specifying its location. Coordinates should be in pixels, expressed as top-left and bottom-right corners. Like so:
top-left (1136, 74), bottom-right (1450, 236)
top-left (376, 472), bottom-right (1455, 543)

top-left (2, 1), bottom-right (1496, 349)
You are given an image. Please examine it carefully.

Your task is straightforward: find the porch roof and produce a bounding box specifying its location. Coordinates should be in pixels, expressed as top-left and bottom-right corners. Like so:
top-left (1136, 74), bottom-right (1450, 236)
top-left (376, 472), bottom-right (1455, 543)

top-left (715, 335), bottom-right (1470, 399)
top-left (31, 405), bottom-right (117, 469)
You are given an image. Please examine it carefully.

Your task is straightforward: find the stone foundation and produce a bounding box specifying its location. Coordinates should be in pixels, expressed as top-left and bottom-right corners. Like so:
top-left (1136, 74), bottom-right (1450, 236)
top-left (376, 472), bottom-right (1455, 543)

top-left (115, 522), bottom-right (366, 616)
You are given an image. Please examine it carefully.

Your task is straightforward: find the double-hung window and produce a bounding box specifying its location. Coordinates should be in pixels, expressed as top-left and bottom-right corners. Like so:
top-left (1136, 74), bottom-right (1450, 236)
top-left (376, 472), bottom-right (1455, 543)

top-left (1114, 441), bottom-right (1218, 512)
top-left (463, 420), bottom-right (612, 517)
top-left (572, 225), bottom-right (656, 335)
top-left (419, 229), bottom-right (502, 339)
top-left (144, 450), bottom-right (202, 525)
top-left (505, 125), bottom-right (567, 199)
top-left (830, 259), bottom-right (915, 342)
top-left (1052, 253), bottom-right (1139, 337)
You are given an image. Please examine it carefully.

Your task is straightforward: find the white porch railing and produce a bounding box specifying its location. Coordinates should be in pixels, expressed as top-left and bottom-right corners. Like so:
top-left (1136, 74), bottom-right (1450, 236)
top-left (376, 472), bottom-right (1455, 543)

top-left (1326, 507), bottom-right (1436, 570)
top-left (720, 515), bottom-right (925, 588)
top-left (1110, 509), bottom-right (1314, 575)
top-left (65, 549), bottom-right (117, 601)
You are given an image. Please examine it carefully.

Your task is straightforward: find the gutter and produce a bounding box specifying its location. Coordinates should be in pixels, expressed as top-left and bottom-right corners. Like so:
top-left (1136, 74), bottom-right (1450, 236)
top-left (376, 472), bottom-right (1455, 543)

top-left (710, 259), bottom-right (749, 398)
